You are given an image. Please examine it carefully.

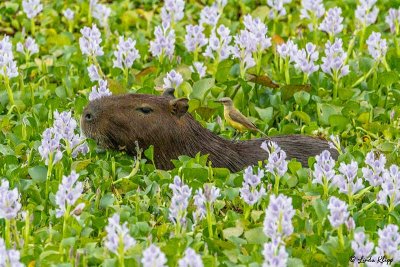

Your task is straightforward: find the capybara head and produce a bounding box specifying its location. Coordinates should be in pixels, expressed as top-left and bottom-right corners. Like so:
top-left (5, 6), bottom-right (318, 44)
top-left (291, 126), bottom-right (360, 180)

top-left (81, 93), bottom-right (190, 155)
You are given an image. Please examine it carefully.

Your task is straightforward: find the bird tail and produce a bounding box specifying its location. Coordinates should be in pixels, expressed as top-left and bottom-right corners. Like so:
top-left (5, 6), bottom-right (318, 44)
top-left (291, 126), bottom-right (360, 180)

top-left (256, 128), bottom-right (268, 137)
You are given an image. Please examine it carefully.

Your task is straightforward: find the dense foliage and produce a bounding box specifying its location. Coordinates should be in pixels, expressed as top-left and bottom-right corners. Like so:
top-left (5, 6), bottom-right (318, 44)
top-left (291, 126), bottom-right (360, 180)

top-left (0, 0), bottom-right (400, 266)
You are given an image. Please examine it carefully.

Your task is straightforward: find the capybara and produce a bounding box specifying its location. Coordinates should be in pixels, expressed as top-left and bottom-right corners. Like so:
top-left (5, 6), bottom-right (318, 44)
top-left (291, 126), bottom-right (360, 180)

top-left (81, 92), bottom-right (337, 172)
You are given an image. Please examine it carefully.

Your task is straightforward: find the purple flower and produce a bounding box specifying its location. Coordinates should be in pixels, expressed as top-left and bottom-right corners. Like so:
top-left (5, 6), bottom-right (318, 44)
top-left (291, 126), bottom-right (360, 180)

top-left (16, 36), bottom-right (39, 57)
top-left (243, 15), bottom-right (272, 51)
top-left (92, 3), bottom-right (111, 28)
top-left (319, 7), bottom-right (344, 36)
top-left (333, 161), bottom-right (364, 195)
top-left (366, 32), bottom-right (387, 62)
top-left (38, 128), bottom-right (62, 165)
top-left (328, 134), bottom-right (341, 153)
top-left (193, 185), bottom-right (220, 223)
top-left (178, 248), bottom-right (203, 267)
top-left (386, 8), bottom-right (400, 34)
top-left (327, 196), bottom-right (349, 228)
top-left (262, 238), bottom-right (288, 267)
top-left (232, 31), bottom-right (256, 71)
top-left (0, 36), bottom-right (18, 79)
top-left (63, 8), bottom-right (74, 21)
top-left (240, 166), bottom-right (266, 205)
top-left (161, 0), bottom-right (185, 25)
top-left (0, 180), bottom-right (22, 220)
top-left (87, 64), bottom-right (102, 82)
top-left (89, 79), bottom-right (112, 101)
top-left (352, 231), bottom-right (374, 259)
top-left (362, 151), bottom-right (386, 187)
top-left (312, 150), bottom-right (336, 186)
top-left (277, 40), bottom-right (298, 62)
top-left (190, 62), bottom-right (207, 78)
top-left (355, 0), bottom-right (379, 27)
top-left (150, 24), bottom-right (175, 60)
top-left (22, 0), bottom-right (43, 19)
top-left (0, 238), bottom-right (23, 267)
top-left (169, 176), bottom-right (192, 226)
top-left (203, 25), bottom-right (233, 62)
top-left (373, 224), bottom-right (400, 264)
top-left (263, 194), bottom-right (295, 240)
top-left (79, 24), bottom-right (104, 57)
top-left (261, 141), bottom-right (288, 177)
top-left (321, 38), bottom-right (349, 79)
top-left (104, 213), bottom-right (136, 256)
top-left (200, 4), bottom-right (220, 27)
top-left (300, 0), bottom-right (325, 30)
top-left (163, 70), bottom-right (183, 89)
top-left (113, 36), bottom-right (140, 70)
top-left (267, 0), bottom-right (292, 19)
top-left (55, 171), bottom-right (84, 218)
top-left (141, 244), bottom-right (167, 267)
top-left (294, 42), bottom-right (319, 75)
top-left (377, 164), bottom-right (400, 209)
top-left (184, 24), bottom-right (207, 53)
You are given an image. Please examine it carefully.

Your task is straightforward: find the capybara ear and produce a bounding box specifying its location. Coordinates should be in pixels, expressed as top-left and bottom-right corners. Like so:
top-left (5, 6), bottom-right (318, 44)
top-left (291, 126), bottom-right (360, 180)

top-left (162, 88), bottom-right (176, 99)
top-left (169, 98), bottom-right (189, 118)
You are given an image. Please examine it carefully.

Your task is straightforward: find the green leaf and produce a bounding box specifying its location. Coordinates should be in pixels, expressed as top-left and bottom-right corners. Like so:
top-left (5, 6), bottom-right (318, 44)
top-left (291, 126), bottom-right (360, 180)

top-left (190, 78), bottom-right (215, 100)
top-left (255, 106), bottom-right (273, 122)
top-left (293, 91), bottom-right (310, 107)
top-left (312, 198), bottom-right (328, 222)
top-left (28, 166), bottom-right (47, 183)
top-left (100, 193), bottom-right (115, 209)
top-left (281, 84), bottom-right (311, 101)
top-left (377, 71), bottom-right (398, 87)
top-left (317, 103), bottom-right (342, 126)
top-left (244, 227), bottom-right (268, 244)
top-left (329, 114), bottom-right (350, 131)
top-left (292, 111), bottom-right (311, 125)
top-left (216, 60), bottom-right (233, 83)
top-left (288, 258), bottom-right (305, 267)
top-left (223, 226), bottom-right (244, 239)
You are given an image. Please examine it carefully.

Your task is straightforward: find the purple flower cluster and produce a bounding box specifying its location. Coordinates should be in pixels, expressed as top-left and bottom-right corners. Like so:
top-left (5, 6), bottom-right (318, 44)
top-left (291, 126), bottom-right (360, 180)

top-left (319, 7), bottom-right (344, 36)
top-left (55, 171), bottom-right (85, 218)
top-left (16, 36), bottom-right (39, 57)
top-left (104, 213), bottom-right (136, 256)
top-left (321, 38), bottom-right (349, 79)
top-left (373, 224), bottom-right (400, 264)
top-left (312, 150), bottom-right (336, 187)
top-left (89, 79), bottom-right (112, 101)
top-left (169, 176), bottom-right (192, 226)
top-left (355, 0), bottom-right (379, 27)
top-left (161, 0), bottom-right (185, 25)
top-left (190, 62), bottom-right (207, 78)
top-left (163, 70), bottom-right (183, 89)
top-left (0, 238), bottom-right (23, 267)
top-left (22, 0), bottom-right (43, 19)
top-left (267, 0), bottom-right (292, 19)
top-left (193, 184), bottom-right (220, 223)
top-left (351, 231), bottom-right (374, 260)
top-left (261, 141), bottom-right (288, 177)
top-left (79, 24), bottom-right (104, 57)
top-left (327, 196), bottom-right (349, 228)
top-left (262, 238), bottom-right (289, 267)
top-left (240, 166), bottom-right (266, 205)
top-left (113, 36), bottom-right (140, 70)
top-left (141, 244), bottom-right (167, 267)
top-left (362, 152), bottom-right (386, 187)
top-left (386, 8), bottom-right (400, 34)
top-left (150, 24), bottom-right (176, 60)
top-left (377, 165), bottom-right (400, 209)
top-left (38, 111), bottom-right (88, 165)
top-left (178, 248), bottom-right (203, 267)
top-left (0, 180), bottom-right (22, 220)
top-left (0, 36), bottom-right (18, 79)
top-left (63, 8), bottom-right (74, 21)
top-left (87, 64), bottom-right (102, 82)
top-left (184, 25), bottom-right (207, 53)
top-left (300, 0), bottom-right (325, 30)
top-left (277, 40), bottom-right (298, 62)
top-left (263, 194), bottom-right (295, 240)
top-left (203, 25), bottom-right (233, 62)
top-left (366, 32), bottom-right (388, 62)
top-left (91, 0), bottom-right (111, 28)
top-left (294, 42), bottom-right (319, 75)
top-left (333, 161), bottom-right (364, 195)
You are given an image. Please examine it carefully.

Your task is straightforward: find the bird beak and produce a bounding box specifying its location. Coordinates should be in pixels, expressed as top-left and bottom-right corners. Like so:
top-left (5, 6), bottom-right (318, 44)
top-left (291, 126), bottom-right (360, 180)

top-left (214, 100), bottom-right (223, 103)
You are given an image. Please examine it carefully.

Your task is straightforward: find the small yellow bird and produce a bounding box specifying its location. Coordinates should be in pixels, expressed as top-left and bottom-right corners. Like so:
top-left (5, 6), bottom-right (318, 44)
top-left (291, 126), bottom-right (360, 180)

top-left (216, 97), bottom-right (265, 136)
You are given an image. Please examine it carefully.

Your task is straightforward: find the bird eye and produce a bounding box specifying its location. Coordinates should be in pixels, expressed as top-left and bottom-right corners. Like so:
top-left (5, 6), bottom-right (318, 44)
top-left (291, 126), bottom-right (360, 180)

top-left (85, 113), bottom-right (93, 122)
top-left (137, 106), bottom-right (153, 114)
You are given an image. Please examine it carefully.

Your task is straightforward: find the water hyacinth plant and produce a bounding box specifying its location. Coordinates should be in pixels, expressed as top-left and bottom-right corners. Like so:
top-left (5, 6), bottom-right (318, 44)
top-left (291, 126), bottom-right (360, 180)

top-left (1, 0), bottom-right (400, 266)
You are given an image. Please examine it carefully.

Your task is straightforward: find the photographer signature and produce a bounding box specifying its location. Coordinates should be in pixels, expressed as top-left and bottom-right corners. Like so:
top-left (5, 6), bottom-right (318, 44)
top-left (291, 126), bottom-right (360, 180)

top-left (350, 255), bottom-right (393, 265)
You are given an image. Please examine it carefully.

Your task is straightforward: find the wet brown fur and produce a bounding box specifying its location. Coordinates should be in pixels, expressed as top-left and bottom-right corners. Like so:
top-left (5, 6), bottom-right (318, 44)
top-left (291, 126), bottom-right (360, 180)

top-left (81, 93), bottom-right (338, 172)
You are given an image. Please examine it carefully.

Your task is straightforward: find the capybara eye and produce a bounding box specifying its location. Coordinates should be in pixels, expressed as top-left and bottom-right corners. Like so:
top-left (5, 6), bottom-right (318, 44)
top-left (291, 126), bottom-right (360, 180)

top-left (137, 107), bottom-right (153, 114)
top-left (85, 112), bottom-right (93, 122)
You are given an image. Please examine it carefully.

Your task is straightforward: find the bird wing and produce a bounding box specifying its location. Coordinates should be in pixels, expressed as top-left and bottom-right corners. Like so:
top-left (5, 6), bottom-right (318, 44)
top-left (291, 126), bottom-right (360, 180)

top-left (228, 109), bottom-right (258, 131)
